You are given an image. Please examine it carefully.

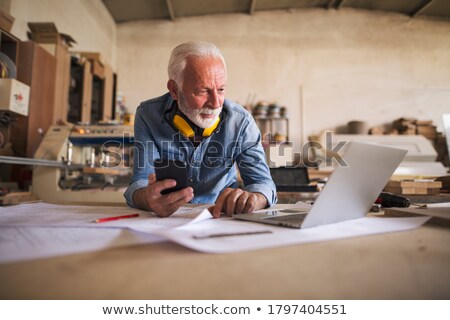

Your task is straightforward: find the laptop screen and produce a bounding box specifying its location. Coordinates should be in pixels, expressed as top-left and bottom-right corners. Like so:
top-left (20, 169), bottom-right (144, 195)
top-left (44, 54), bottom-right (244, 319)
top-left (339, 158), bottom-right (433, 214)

top-left (270, 167), bottom-right (310, 187)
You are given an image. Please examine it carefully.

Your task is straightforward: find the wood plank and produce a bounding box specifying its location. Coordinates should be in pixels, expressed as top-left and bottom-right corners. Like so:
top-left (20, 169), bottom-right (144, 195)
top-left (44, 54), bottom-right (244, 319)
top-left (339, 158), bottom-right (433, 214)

top-left (387, 180), bottom-right (442, 189)
top-left (81, 60), bottom-right (92, 124)
top-left (102, 63), bottom-right (114, 121)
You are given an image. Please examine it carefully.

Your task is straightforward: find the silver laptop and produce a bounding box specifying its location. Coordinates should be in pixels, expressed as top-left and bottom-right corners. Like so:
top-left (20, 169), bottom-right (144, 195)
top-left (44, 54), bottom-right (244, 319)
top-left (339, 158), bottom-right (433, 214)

top-left (234, 141), bottom-right (407, 229)
top-left (443, 114), bottom-right (450, 162)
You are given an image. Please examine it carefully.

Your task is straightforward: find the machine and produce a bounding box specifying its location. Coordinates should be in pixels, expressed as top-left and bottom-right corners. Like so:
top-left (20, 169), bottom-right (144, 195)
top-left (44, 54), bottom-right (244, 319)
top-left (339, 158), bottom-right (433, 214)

top-left (31, 123), bottom-right (134, 204)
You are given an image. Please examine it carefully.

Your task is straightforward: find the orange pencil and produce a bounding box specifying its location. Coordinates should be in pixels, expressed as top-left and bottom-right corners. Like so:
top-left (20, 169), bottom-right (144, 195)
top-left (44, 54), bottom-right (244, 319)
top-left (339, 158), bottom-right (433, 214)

top-left (94, 213), bottom-right (139, 223)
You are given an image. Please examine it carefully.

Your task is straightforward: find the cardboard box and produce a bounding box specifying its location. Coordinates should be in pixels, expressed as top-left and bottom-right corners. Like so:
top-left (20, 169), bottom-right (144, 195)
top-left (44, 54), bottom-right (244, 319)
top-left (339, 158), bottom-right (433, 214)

top-left (0, 79), bottom-right (30, 116)
top-left (0, 7), bottom-right (14, 32)
top-left (27, 22), bottom-right (76, 47)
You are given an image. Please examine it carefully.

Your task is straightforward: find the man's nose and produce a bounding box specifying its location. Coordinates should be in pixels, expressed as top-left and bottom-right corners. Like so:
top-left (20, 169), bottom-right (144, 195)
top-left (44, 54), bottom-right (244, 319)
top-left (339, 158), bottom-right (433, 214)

top-left (208, 90), bottom-right (221, 109)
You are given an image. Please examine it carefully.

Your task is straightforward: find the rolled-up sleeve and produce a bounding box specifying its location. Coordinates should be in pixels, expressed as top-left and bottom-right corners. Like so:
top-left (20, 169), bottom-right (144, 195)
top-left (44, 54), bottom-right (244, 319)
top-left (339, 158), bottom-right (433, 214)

top-left (244, 182), bottom-right (277, 207)
top-left (123, 104), bottom-right (159, 208)
top-left (123, 179), bottom-right (148, 208)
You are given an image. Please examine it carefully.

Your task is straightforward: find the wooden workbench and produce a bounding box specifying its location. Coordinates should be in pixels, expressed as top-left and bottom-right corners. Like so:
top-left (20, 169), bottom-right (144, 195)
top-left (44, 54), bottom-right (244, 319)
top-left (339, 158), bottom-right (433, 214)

top-left (0, 221), bottom-right (449, 299)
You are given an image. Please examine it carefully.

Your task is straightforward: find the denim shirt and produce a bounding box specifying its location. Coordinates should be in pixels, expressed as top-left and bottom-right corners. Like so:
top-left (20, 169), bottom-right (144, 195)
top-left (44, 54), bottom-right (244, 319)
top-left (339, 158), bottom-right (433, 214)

top-left (124, 93), bottom-right (277, 207)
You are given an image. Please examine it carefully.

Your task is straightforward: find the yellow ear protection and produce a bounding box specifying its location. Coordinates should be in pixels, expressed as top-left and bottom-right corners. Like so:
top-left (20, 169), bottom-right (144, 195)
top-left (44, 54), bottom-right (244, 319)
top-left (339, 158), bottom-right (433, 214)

top-left (173, 114), bottom-right (220, 138)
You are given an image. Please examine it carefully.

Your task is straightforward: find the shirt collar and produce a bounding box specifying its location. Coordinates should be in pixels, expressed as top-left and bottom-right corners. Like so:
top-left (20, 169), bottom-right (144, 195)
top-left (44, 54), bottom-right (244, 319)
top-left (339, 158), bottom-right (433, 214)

top-left (159, 93), bottom-right (175, 124)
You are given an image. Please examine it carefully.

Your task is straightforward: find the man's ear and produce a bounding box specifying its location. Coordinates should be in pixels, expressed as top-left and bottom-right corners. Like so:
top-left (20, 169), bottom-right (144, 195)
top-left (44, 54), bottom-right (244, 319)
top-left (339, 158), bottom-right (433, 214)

top-left (167, 80), bottom-right (178, 100)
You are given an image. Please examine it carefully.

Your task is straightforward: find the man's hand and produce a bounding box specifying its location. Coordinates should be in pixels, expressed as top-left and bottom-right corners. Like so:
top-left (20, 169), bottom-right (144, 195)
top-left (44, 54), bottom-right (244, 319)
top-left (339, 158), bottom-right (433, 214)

top-left (211, 188), bottom-right (268, 218)
top-left (133, 174), bottom-right (194, 217)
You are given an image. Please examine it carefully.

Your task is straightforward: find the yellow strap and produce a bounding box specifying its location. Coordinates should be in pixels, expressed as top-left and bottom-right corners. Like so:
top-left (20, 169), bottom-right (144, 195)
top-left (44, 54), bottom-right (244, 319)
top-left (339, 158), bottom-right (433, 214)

top-left (173, 115), bottom-right (195, 138)
top-left (202, 116), bottom-right (220, 137)
top-left (174, 114), bottom-right (220, 138)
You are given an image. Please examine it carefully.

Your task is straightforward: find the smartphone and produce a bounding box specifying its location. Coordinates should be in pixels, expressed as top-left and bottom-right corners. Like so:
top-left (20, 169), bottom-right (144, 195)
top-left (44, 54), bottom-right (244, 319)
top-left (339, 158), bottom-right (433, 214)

top-left (154, 159), bottom-right (189, 194)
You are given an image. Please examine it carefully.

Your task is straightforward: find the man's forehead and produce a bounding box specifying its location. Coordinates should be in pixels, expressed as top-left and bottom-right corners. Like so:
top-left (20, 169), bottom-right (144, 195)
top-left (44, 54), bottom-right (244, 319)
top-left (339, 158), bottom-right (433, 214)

top-left (183, 56), bottom-right (227, 80)
top-left (185, 55), bottom-right (224, 67)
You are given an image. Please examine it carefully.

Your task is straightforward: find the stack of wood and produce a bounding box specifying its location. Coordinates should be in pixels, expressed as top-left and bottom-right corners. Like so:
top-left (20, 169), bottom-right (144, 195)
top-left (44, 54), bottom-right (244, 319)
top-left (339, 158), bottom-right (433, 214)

top-left (391, 118), bottom-right (438, 139)
top-left (385, 179), bottom-right (442, 195)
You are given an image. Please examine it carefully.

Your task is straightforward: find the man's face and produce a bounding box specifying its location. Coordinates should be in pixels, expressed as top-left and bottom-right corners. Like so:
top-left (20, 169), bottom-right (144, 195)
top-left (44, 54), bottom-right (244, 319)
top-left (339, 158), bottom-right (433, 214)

top-left (176, 56), bottom-right (227, 128)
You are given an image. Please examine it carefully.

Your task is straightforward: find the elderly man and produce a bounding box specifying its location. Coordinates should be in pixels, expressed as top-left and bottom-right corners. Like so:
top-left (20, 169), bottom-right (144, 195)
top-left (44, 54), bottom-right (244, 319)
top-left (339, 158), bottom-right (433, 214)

top-left (124, 41), bottom-right (276, 217)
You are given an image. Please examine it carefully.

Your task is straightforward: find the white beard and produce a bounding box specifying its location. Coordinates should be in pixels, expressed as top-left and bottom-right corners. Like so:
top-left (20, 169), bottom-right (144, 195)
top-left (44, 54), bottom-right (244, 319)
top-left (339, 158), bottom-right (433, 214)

top-left (177, 93), bottom-right (222, 129)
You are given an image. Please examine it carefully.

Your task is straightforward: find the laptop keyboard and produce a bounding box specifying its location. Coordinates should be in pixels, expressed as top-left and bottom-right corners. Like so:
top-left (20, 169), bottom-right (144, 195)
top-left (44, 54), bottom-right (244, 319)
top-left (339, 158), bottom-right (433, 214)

top-left (266, 213), bottom-right (307, 223)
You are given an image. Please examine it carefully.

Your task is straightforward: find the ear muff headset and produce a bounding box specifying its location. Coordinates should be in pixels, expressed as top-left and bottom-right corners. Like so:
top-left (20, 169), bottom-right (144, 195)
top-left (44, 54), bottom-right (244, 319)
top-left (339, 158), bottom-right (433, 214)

top-left (173, 114), bottom-right (220, 138)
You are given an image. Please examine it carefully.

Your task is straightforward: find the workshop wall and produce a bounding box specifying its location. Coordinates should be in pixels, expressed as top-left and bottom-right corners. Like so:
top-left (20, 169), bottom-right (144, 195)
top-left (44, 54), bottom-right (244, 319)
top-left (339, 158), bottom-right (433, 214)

top-left (117, 8), bottom-right (450, 151)
top-left (8, 0), bottom-right (116, 67)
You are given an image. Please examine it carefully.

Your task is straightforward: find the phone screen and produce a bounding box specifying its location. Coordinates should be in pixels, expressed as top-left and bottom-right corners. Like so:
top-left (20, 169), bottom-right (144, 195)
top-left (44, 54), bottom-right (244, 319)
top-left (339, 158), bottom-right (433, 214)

top-left (154, 159), bottom-right (189, 194)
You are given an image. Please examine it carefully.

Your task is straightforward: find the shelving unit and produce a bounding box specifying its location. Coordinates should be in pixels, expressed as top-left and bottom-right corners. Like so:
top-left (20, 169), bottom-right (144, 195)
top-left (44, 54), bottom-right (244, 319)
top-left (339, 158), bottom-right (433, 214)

top-left (254, 116), bottom-right (289, 145)
top-left (0, 28), bottom-right (19, 129)
top-left (0, 31), bottom-right (20, 184)
top-left (0, 28), bottom-right (19, 65)
top-left (0, 29), bottom-right (20, 183)
top-left (68, 55), bottom-right (115, 124)
top-left (252, 111), bottom-right (293, 167)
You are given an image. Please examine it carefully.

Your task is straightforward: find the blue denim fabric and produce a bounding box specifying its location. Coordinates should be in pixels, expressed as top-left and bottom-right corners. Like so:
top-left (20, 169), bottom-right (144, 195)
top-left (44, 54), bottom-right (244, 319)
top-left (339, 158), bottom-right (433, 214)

top-left (124, 93), bottom-right (277, 207)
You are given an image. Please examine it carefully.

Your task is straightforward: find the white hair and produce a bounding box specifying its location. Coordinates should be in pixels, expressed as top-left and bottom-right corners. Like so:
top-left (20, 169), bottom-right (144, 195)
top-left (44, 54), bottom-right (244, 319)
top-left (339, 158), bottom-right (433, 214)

top-left (168, 41), bottom-right (226, 89)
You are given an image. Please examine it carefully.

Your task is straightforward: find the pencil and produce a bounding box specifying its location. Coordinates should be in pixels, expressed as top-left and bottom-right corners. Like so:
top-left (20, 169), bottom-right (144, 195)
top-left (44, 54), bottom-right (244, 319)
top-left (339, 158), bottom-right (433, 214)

top-left (193, 230), bottom-right (272, 239)
top-left (94, 213), bottom-right (139, 223)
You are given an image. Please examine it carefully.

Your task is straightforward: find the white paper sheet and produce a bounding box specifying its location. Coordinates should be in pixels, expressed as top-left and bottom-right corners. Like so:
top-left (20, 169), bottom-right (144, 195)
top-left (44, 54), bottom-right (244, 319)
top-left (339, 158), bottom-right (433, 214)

top-left (0, 227), bottom-right (163, 264)
top-left (152, 216), bottom-right (431, 254)
top-left (0, 203), bottom-right (212, 264)
top-left (0, 207), bottom-right (211, 265)
top-left (0, 202), bottom-right (431, 263)
top-left (0, 202), bottom-right (212, 231)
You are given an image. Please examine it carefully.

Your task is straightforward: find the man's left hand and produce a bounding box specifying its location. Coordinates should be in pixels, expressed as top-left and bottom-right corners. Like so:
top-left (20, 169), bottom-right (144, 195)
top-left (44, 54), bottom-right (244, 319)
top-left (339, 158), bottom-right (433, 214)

top-left (211, 188), bottom-right (268, 218)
